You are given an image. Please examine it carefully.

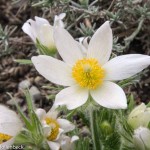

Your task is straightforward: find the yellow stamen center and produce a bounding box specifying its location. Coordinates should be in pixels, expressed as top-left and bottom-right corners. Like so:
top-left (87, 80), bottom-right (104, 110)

top-left (45, 118), bottom-right (60, 141)
top-left (0, 133), bottom-right (12, 144)
top-left (72, 58), bottom-right (105, 89)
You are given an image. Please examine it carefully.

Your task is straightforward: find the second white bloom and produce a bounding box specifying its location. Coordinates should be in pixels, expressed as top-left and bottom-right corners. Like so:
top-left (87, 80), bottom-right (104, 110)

top-left (36, 108), bottom-right (75, 150)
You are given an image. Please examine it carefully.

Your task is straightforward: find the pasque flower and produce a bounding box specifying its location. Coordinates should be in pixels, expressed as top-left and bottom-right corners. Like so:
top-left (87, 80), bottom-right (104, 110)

top-left (58, 135), bottom-right (79, 150)
top-left (133, 127), bottom-right (150, 150)
top-left (22, 13), bottom-right (65, 52)
top-left (0, 105), bottom-right (23, 149)
top-left (32, 21), bottom-right (150, 110)
top-left (128, 103), bottom-right (150, 129)
top-left (36, 108), bottom-right (75, 150)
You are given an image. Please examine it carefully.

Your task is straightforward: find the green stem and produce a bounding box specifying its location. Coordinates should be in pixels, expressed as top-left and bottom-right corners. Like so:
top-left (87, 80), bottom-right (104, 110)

top-left (89, 109), bottom-right (99, 150)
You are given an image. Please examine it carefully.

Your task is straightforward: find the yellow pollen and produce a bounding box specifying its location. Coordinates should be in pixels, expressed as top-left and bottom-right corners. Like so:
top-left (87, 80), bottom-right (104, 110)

top-left (45, 118), bottom-right (60, 141)
top-left (72, 58), bottom-right (105, 89)
top-left (0, 133), bottom-right (12, 144)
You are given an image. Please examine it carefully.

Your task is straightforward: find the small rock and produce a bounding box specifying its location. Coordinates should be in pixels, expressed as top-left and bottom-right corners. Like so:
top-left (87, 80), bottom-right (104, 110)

top-left (19, 80), bottom-right (31, 90)
top-left (7, 98), bottom-right (23, 106)
top-left (34, 76), bottom-right (43, 84)
top-left (29, 86), bottom-right (41, 100)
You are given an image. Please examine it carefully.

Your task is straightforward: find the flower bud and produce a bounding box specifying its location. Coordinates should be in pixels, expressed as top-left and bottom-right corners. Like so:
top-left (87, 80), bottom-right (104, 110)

top-left (100, 121), bottom-right (113, 135)
top-left (128, 103), bottom-right (150, 129)
top-left (133, 127), bottom-right (150, 150)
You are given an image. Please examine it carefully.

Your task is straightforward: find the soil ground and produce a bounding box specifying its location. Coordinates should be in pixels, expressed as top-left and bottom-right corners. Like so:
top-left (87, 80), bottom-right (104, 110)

top-left (0, 0), bottom-right (149, 111)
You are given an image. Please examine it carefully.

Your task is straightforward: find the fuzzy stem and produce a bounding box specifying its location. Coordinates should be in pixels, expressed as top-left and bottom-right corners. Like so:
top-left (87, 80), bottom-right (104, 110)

top-left (89, 109), bottom-right (99, 150)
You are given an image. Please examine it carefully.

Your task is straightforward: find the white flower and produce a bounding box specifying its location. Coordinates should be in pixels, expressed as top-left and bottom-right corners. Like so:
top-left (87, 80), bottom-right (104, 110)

top-left (32, 21), bottom-right (150, 110)
top-left (58, 135), bottom-right (79, 150)
top-left (22, 13), bottom-right (65, 50)
top-left (133, 127), bottom-right (150, 150)
top-left (35, 108), bottom-right (75, 150)
top-left (128, 103), bottom-right (150, 129)
top-left (0, 105), bottom-right (23, 149)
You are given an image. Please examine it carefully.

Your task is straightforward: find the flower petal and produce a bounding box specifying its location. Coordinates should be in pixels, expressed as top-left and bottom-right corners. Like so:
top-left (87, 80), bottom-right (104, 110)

top-left (22, 21), bottom-right (36, 42)
top-left (38, 24), bottom-right (55, 49)
top-left (134, 127), bottom-right (150, 149)
top-left (71, 135), bottom-right (79, 143)
top-left (35, 16), bottom-right (50, 25)
top-left (32, 55), bottom-right (75, 86)
top-left (54, 27), bottom-right (83, 65)
top-left (103, 54), bottom-right (150, 81)
top-left (57, 119), bottom-right (75, 133)
top-left (43, 125), bottom-right (51, 137)
top-left (46, 108), bottom-right (58, 120)
top-left (47, 141), bottom-right (60, 150)
top-left (54, 86), bottom-right (88, 110)
top-left (0, 105), bottom-right (23, 136)
top-left (35, 108), bottom-right (46, 120)
top-left (90, 81), bottom-right (127, 109)
top-left (55, 128), bottom-right (64, 141)
top-left (87, 21), bottom-right (112, 65)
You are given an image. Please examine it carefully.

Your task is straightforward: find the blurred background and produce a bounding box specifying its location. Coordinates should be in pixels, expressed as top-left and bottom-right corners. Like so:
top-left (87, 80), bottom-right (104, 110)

top-left (0, 0), bottom-right (149, 111)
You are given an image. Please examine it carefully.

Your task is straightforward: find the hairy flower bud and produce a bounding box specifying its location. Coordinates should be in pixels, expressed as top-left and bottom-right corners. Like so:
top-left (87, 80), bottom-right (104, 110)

top-left (22, 14), bottom-right (66, 56)
top-left (100, 121), bottom-right (113, 135)
top-left (128, 103), bottom-right (150, 129)
top-left (133, 127), bottom-right (150, 150)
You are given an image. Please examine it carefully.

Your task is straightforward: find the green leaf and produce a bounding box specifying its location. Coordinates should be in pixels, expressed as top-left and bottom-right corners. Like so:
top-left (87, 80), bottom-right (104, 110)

top-left (7, 92), bottom-right (32, 130)
top-left (14, 59), bottom-right (32, 65)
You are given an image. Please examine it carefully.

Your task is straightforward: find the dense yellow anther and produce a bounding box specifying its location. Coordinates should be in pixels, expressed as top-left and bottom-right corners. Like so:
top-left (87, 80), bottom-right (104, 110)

top-left (72, 58), bottom-right (105, 89)
top-left (0, 133), bottom-right (12, 144)
top-left (45, 118), bottom-right (60, 141)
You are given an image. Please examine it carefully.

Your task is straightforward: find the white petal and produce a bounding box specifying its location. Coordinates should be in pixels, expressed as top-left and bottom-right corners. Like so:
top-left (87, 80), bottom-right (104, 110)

top-left (35, 108), bottom-right (46, 120)
top-left (71, 135), bottom-right (79, 143)
top-left (46, 109), bottom-right (58, 120)
top-left (90, 81), bottom-right (127, 109)
top-left (55, 128), bottom-right (64, 141)
top-left (22, 21), bottom-right (36, 42)
top-left (87, 21), bottom-right (112, 65)
top-left (47, 141), bottom-right (60, 150)
top-left (0, 105), bottom-right (23, 136)
top-left (0, 137), bottom-right (15, 149)
top-left (35, 16), bottom-right (50, 25)
top-left (134, 127), bottom-right (150, 149)
top-left (43, 125), bottom-right (51, 137)
top-left (57, 119), bottom-right (75, 133)
top-left (54, 27), bottom-right (83, 65)
top-left (31, 55), bottom-right (75, 86)
top-left (54, 86), bottom-right (88, 110)
top-left (133, 134), bottom-right (145, 150)
top-left (38, 24), bottom-right (55, 49)
top-left (103, 54), bottom-right (150, 81)
top-left (58, 13), bottom-right (66, 19)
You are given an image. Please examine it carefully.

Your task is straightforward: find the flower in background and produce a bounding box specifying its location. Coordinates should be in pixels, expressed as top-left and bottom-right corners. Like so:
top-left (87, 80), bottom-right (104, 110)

top-left (36, 108), bottom-right (75, 150)
top-left (58, 135), bottom-right (79, 150)
top-left (0, 105), bottom-right (23, 148)
top-left (32, 21), bottom-right (150, 110)
top-left (133, 127), bottom-right (150, 150)
top-left (22, 13), bottom-right (66, 55)
top-left (128, 103), bottom-right (150, 129)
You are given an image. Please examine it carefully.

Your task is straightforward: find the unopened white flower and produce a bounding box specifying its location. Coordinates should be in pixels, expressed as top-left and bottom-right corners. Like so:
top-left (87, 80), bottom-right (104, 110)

top-left (22, 13), bottom-right (65, 51)
top-left (128, 103), bottom-right (150, 129)
top-left (58, 135), bottom-right (79, 150)
top-left (133, 127), bottom-right (150, 150)
top-left (32, 21), bottom-right (150, 110)
top-left (36, 108), bottom-right (75, 150)
top-left (0, 105), bottom-right (23, 149)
